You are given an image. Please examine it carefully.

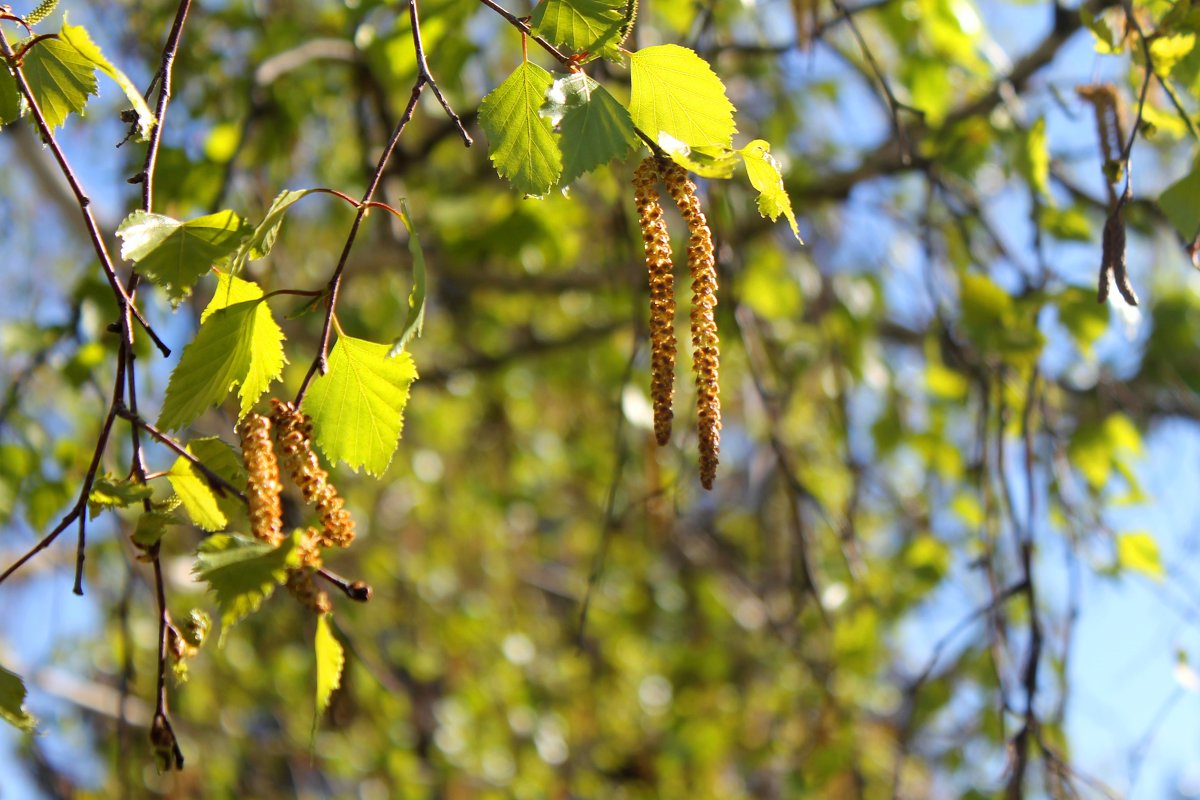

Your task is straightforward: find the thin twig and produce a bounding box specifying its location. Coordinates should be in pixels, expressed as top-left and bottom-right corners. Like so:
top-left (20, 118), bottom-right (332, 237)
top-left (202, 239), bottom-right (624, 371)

top-left (0, 32), bottom-right (171, 358)
top-left (114, 406), bottom-right (248, 503)
top-left (409, 0), bottom-right (472, 146)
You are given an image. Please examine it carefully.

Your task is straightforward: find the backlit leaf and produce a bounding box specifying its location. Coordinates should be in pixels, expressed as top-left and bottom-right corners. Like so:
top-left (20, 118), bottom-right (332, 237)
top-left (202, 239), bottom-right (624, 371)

top-left (480, 62), bottom-right (562, 196)
top-left (87, 473), bottom-right (153, 519)
top-left (193, 531), bottom-right (302, 637)
top-left (157, 275), bottom-right (285, 429)
top-left (59, 23), bottom-right (155, 140)
top-left (116, 210), bottom-right (250, 305)
top-left (548, 75), bottom-right (637, 185)
top-left (227, 188), bottom-right (320, 274)
top-left (739, 139), bottom-right (801, 240)
top-left (531, 0), bottom-right (626, 60)
top-left (0, 665), bottom-right (36, 733)
top-left (629, 44), bottom-right (735, 149)
top-left (1116, 532), bottom-right (1164, 581)
top-left (315, 614), bottom-right (344, 720)
top-left (167, 437), bottom-right (247, 532)
top-left (21, 28), bottom-right (97, 129)
top-left (302, 335), bottom-right (418, 476)
top-left (0, 66), bottom-right (19, 125)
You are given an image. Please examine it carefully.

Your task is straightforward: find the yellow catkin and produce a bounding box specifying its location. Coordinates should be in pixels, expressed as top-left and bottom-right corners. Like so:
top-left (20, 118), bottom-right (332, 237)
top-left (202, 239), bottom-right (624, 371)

top-left (662, 160), bottom-right (721, 490)
top-left (634, 157), bottom-right (677, 446)
top-left (237, 413), bottom-right (284, 546)
top-left (270, 400), bottom-right (356, 548)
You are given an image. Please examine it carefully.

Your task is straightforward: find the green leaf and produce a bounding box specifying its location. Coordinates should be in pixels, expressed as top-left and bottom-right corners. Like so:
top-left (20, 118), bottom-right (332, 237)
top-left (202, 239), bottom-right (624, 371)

top-left (20, 28), bottom-right (97, 129)
top-left (167, 437), bottom-right (247, 532)
top-left (530, 0), bottom-right (626, 60)
top-left (1149, 33), bottom-right (1196, 77)
top-left (227, 188), bottom-right (320, 274)
top-left (739, 139), bottom-right (801, 241)
top-left (87, 473), bottom-right (153, 519)
top-left (0, 66), bottom-right (19, 126)
top-left (132, 509), bottom-right (182, 549)
top-left (1116, 531), bottom-right (1164, 581)
top-left (59, 23), bottom-right (156, 140)
top-left (629, 44), bottom-right (736, 149)
top-left (480, 62), bottom-right (562, 196)
top-left (0, 665), bottom-right (36, 733)
top-left (116, 210), bottom-right (250, 305)
top-left (315, 614), bottom-right (344, 720)
top-left (301, 335), bottom-right (418, 476)
top-left (193, 531), bottom-right (302, 637)
top-left (1159, 165), bottom-right (1200, 242)
top-left (158, 276), bottom-right (286, 429)
top-left (389, 199), bottom-right (427, 354)
top-left (549, 76), bottom-right (637, 185)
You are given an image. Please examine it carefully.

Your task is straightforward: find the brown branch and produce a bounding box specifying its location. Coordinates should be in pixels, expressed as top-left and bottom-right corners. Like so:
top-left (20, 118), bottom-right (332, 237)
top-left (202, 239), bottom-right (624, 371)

top-left (114, 406), bottom-right (248, 503)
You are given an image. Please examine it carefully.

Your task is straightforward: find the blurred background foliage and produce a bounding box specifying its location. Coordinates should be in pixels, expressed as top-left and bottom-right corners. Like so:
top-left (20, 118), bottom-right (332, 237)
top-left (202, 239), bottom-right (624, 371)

top-left (4, 0), bottom-right (1200, 797)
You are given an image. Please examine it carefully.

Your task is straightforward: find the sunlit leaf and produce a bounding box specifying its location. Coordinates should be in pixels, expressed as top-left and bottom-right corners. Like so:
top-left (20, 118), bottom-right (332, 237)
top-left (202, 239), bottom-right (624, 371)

top-left (87, 474), bottom-right (153, 519)
top-left (20, 28), bottom-right (97, 129)
top-left (548, 75), bottom-right (637, 185)
top-left (227, 188), bottom-right (320, 274)
top-left (1116, 531), bottom-right (1164, 581)
top-left (389, 199), bottom-right (427, 355)
top-left (629, 44), bottom-right (736, 148)
top-left (193, 531), bottom-right (302, 637)
top-left (479, 62), bottom-right (562, 196)
top-left (315, 614), bottom-right (344, 720)
top-left (59, 23), bottom-right (155, 139)
top-left (302, 335), bottom-right (417, 476)
top-left (167, 437), bottom-right (247, 532)
top-left (531, 0), bottom-right (626, 60)
top-left (158, 275), bottom-right (285, 429)
top-left (116, 210), bottom-right (251, 305)
top-left (0, 66), bottom-right (19, 125)
top-left (739, 139), bottom-right (801, 240)
top-left (0, 665), bottom-right (36, 733)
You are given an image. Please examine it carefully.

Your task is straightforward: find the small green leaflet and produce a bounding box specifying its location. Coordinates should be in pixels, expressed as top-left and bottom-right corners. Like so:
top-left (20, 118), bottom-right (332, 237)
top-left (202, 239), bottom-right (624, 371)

top-left (389, 199), bottom-right (427, 355)
top-left (87, 473), bottom-right (153, 519)
top-left (302, 335), bottom-right (417, 476)
top-left (116, 210), bottom-right (250, 305)
top-left (314, 614), bottom-right (344, 721)
top-left (193, 531), bottom-right (302, 639)
top-left (59, 23), bottom-right (156, 140)
top-left (227, 188), bottom-right (319, 274)
top-left (20, 26), bottom-right (98, 130)
top-left (0, 664), bottom-right (36, 733)
top-left (157, 274), bottom-right (286, 429)
top-left (479, 62), bottom-right (562, 196)
top-left (739, 140), bottom-right (801, 241)
top-left (1116, 531), bottom-right (1164, 581)
top-left (133, 509), bottom-right (183, 549)
top-left (530, 0), bottom-right (626, 61)
top-left (629, 44), bottom-right (735, 149)
top-left (167, 437), bottom-right (247, 532)
top-left (544, 75), bottom-right (637, 185)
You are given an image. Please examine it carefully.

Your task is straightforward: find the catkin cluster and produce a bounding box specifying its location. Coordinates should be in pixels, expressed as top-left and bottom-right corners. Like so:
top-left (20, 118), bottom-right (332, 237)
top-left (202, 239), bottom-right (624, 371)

top-left (237, 413), bottom-right (284, 546)
top-left (634, 158), bottom-right (677, 446)
top-left (270, 400), bottom-right (356, 548)
top-left (634, 157), bottom-right (722, 489)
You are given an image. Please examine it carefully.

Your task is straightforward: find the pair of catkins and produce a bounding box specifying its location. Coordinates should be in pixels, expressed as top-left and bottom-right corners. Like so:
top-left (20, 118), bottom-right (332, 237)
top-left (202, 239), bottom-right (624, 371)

top-left (237, 400), bottom-right (355, 614)
top-left (634, 157), bottom-right (721, 490)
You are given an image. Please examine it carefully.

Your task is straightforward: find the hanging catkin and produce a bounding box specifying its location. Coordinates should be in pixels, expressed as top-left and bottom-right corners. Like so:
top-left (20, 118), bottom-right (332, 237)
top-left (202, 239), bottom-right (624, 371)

top-left (661, 160), bottom-right (721, 490)
top-left (634, 157), bottom-right (677, 446)
top-left (237, 413), bottom-right (284, 546)
top-left (270, 399), bottom-right (356, 548)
